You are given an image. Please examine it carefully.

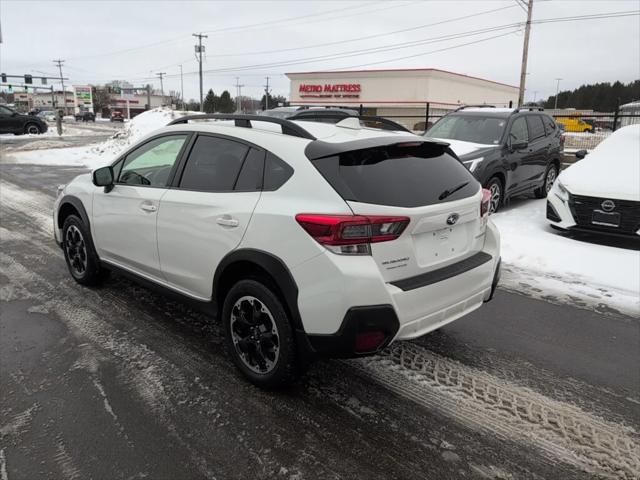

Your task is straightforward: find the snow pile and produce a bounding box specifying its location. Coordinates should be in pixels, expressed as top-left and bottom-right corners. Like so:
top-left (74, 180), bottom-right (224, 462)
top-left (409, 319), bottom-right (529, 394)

top-left (87, 107), bottom-right (189, 162)
top-left (493, 198), bottom-right (640, 316)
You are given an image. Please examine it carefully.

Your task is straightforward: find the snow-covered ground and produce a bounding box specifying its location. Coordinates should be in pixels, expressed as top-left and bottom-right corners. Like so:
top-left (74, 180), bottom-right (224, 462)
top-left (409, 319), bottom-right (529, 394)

top-left (493, 198), bottom-right (639, 317)
top-left (1, 107), bottom-right (189, 168)
top-left (1, 107), bottom-right (637, 317)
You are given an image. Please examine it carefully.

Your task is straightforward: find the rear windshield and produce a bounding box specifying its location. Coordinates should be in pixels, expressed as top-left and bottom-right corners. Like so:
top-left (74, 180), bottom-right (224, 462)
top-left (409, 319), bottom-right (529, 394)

top-left (313, 143), bottom-right (479, 208)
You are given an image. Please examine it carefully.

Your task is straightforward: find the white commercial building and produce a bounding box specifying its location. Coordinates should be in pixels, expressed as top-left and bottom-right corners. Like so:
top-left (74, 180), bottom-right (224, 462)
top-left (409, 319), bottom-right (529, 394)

top-left (286, 68), bottom-right (519, 130)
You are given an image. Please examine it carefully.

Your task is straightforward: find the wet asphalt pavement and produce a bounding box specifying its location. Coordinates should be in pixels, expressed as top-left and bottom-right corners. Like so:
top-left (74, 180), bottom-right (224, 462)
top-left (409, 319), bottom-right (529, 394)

top-left (0, 162), bottom-right (639, 480)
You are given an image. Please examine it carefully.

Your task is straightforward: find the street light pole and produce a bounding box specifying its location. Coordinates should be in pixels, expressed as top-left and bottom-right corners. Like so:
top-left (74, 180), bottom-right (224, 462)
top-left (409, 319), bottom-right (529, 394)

top-left (517, 0), bottom-right (534, 108)
top-left (554, 78), bottom-right (562, 110)
top-left (53, 59), bottom-right (66, 114)
top-left (179, 64), bottom-right (184, 110)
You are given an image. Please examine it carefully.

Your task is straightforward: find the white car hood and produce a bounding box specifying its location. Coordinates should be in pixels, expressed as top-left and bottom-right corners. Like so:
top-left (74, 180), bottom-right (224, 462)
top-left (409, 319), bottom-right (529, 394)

top-left (429, 138), bottom-right (499, 157)
top-left (559, 125), bottom-right (640, 201)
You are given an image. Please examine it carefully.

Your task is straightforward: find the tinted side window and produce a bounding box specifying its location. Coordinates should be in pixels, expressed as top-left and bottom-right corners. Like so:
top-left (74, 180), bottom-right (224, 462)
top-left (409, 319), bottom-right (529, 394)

top-left (234, 148), bottom-right (264, 191)
top-left (118, 135), bottom-right (188, 187)
top-left (179, 136), bottom-right (249, 191)
top-left (509, 117), bottom-right (529, 143)
top-left (263, 153), bottom-right (294, 190)
top-left (542, 116), bottom-right (556, 135)
top-left (526, 115), bottom-right (545, 141)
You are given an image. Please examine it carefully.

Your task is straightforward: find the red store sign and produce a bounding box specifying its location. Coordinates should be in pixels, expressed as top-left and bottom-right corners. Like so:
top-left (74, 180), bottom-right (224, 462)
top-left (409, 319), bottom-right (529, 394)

top-left (298, 83), bottom-right (361, 98)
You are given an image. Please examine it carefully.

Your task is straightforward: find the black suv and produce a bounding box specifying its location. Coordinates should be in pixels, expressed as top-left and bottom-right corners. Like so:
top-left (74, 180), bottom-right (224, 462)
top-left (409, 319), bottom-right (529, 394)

top-left (0, 105), bottom-right (48, 135)
top-left (75, 111), bottom-right (96, 122)
top-left (425, 106), bottom-right (563, 212)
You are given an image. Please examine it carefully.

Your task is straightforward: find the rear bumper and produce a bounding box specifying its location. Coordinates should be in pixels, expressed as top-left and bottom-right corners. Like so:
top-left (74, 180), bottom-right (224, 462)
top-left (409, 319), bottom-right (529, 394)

top-left (293, 221), bottom-right (501, 358)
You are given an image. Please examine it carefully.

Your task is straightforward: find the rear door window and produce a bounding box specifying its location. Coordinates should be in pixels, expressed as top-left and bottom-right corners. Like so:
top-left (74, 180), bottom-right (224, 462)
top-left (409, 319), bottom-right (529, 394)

top-left (526, 115), bottom-right (546, 142)
top-left (263, 152), bottom-right (294, 191)
top-left (313, 143), bottom-right (478, 208)
top-left (542, 116), bottom-right (557, 135)
top-left (179, 135), bottom-right (249, 191)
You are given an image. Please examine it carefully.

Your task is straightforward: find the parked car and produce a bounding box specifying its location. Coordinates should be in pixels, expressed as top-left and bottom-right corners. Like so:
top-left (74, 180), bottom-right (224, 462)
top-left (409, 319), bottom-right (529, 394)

top-left (547, 124), bottom-right (640, 238)
top-left (259, 106), bottom-right (301, 119)
top-left (75, 111), bottom-right (96, 122)
top-left (0, 105), bottom-right (48, 135)
top-left (555, 116), bottom-right (594, 133)
top-left (425, 106), bottom-right (564, 213)
top-left (37, 110), bottom-right (56, 122)
top-left (288, 109), bottom-right (410, 132)
top-left (110, 111), bottom-right (124, 122)
top-left (53, 114), bottom-right (501, 388)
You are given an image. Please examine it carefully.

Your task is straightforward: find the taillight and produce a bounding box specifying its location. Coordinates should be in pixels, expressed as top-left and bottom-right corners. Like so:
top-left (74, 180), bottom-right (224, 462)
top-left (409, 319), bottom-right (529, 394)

top-left (295, 214), bottom-right (409, 255)
top-left (480, 188), bottom-right (491, 217)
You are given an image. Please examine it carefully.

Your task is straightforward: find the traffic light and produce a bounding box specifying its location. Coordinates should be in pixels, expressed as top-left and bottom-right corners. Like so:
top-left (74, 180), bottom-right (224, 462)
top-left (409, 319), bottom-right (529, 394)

top-left (41, 77), bottom-right (47, 85)
top-left (1, 73), bottom-right (6, 83)
top-left (24, 74), bottom-right (33, 84)
top-left (7, 84), bottom-right (13, 92)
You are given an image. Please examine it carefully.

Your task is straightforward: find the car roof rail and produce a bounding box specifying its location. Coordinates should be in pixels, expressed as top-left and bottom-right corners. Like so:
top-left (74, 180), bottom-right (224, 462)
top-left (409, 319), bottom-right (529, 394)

top-left (288, 112), bottom-right (411, 132)
top-left (513, 106), bottom-right (545, 113)
top-left (454, 104), bottom-right (497, 112)
top-left (167, 114), bottom-right (317, 140)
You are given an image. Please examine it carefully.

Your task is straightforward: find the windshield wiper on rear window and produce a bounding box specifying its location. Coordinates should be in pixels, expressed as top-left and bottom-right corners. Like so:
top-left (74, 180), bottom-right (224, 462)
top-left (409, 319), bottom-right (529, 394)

top-left (438, 182), bottom-right (469, 201)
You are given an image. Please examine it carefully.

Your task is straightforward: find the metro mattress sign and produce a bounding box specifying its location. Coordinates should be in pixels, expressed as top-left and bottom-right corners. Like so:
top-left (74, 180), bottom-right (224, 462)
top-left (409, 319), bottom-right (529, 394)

top-left (299, 83), bottom-right (361, 98)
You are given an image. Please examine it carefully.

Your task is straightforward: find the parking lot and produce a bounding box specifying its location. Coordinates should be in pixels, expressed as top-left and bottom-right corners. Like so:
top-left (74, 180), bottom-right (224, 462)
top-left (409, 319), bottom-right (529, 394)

top-left (1, 137), bottom-right (639, 479)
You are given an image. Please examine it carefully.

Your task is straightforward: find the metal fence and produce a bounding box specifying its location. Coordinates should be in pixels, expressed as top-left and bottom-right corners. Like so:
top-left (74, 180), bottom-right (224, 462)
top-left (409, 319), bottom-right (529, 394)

top-left (360, 102), bottom-right (640, 153)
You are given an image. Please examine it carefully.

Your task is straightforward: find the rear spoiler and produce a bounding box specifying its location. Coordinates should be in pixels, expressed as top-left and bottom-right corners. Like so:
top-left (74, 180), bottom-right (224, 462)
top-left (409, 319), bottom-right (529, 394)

top-left (304, 136), bottom-right (451, 160)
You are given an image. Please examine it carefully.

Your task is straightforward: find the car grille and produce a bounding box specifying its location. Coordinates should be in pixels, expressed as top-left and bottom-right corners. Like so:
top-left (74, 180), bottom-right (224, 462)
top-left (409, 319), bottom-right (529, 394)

top-left (568, 194), bottom-right (640, 234)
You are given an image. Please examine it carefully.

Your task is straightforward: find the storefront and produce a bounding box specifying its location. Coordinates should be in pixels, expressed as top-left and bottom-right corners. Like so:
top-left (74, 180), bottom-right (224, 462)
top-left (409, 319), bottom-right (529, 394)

top-left (286, 68), bottom-right (519, 129)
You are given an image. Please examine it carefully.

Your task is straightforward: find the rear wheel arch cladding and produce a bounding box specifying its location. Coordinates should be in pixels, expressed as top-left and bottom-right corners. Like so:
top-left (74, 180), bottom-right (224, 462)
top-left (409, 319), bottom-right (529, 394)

top-left (213, 249), bottom-right (304, 332)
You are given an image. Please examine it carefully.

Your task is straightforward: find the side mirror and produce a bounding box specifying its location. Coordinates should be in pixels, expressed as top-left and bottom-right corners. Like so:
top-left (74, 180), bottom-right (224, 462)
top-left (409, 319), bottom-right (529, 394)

top-left (511, 140), bottom-right (528, 151)
top-left (93, 166), bottom-right (114, 190)
top-left (575, 149), bottom-right (588, 160)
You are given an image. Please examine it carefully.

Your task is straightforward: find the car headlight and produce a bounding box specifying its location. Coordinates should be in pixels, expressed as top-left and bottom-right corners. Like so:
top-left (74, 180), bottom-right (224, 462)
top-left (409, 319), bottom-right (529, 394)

top-left (463, 157), bottom-right (483, 173)
top-left (555, 179), bottom-right (569, 202)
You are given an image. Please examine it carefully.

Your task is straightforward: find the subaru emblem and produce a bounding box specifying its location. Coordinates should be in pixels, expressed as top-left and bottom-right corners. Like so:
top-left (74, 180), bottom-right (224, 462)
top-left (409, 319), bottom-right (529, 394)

top-left (446, 213), bottom-right (459, 225)
top-left (601, 200), bottom-right (615, 212)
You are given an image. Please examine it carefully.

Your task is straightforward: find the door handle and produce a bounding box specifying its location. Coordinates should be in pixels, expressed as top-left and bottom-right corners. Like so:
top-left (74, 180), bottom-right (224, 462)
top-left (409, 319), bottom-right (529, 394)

top-left (140, 203), bottom-right (157, 213)
top-left (216, 215), bottom-right (239, 227)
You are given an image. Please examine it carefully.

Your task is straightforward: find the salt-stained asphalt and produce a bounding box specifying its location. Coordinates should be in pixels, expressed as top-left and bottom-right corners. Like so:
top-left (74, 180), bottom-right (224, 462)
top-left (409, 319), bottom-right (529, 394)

top-left (1, 162), bottom-right (638, 480)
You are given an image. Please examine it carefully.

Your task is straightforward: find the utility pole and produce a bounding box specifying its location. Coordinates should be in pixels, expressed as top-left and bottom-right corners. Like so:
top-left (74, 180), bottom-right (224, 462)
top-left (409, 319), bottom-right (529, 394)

top-left (517, 0), bottom-right (533, 108)
top-left (235, 77), bottom-right (244, 113)
top-left (554, 78), bottom-right (562, 110)
top-left (264, 76), bottom-right (270, 110)
top-left (193, 33), bottom-right (208, 111)
top-left (155, 72), bottom-right (166, 99)
top-left (53, 59), bottom-right (66, 115)
top-left (179, 64), bottom-right (184, 110)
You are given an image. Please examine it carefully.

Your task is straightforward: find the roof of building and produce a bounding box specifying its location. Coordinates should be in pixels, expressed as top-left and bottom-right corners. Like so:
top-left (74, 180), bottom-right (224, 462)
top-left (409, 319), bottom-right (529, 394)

top-left (285, 67), bottom-right (519, 89)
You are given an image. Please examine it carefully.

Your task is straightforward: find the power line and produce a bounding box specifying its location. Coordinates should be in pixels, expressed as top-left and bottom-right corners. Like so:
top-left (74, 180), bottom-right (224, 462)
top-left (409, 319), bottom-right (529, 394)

top-left (63, 2), bottom-right (400, 61)
top-left (206, 4), bottom-right (518, 59)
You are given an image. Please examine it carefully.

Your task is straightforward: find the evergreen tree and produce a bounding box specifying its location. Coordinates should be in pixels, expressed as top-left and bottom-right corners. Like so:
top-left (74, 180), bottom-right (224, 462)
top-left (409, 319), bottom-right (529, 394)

top-left (218, 90), bottom-right (235, 113)
top-left (203, 89), bottom-right (217, 113)
top-left (543, 80), bottom-right (639, 111)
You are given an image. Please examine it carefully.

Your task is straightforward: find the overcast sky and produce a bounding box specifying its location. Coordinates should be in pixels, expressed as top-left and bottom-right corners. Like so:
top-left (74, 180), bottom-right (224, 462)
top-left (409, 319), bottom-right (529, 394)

top-left (1, 0), bottom-right (639, 103)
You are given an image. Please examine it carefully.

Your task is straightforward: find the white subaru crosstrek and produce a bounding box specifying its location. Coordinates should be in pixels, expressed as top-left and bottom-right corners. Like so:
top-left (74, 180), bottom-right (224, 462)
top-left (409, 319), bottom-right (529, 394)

top-left (53, 114), bottom-right (501, 388)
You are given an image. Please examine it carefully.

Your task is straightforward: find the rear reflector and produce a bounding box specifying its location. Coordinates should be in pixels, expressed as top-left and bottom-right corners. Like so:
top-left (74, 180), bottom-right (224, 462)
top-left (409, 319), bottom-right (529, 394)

top-left (480, 188), bottom-right (492, 216)
top-left (295, 214), bottom-right (409, 254)
top-left (355, 331), bottom-right (387, 353)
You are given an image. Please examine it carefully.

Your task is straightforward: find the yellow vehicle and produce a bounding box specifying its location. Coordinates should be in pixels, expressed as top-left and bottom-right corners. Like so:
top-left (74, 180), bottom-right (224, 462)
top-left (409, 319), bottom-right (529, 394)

top-left (555, 116), bottom-right (594, 133)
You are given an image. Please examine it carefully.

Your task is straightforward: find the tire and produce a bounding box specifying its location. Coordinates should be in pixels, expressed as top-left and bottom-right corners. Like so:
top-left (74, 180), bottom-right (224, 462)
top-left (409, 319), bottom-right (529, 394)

top-left (534, 163), bottom-right (558, 198)
top-left (484, 177), bottom-right (503, 214)
top-left (24, 123), bottom-right (41, 135)
top-left (222, 279), bottom-right (300, 389)
top-left (62, 215), bottom-right (109, 286)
